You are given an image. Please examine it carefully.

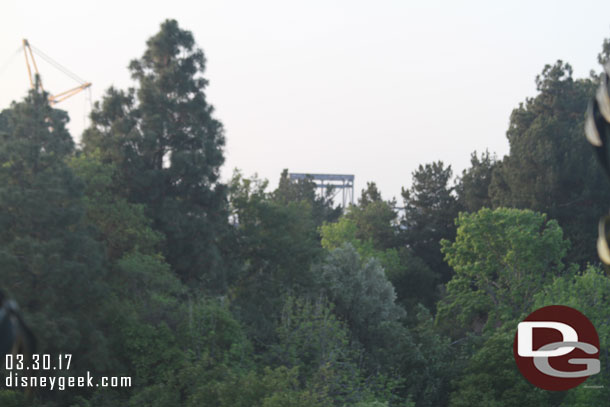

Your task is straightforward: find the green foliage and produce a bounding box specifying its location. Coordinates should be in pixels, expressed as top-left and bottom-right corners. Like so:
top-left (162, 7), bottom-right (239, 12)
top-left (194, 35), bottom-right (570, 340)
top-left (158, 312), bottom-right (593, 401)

top-left (320, 216), bottom-right (363, 252)
top-left (230, 172), bottom-right (321, 290)
top-left (317, 244), bottom-right (405, 341)
top-left (408, 306), bottom-right (455, 407)
top-left (179, 298), bottom-right (252, 367)
top-left (320, 216), bottom-right (397, 268)
top-left (438, 208), bottom-right (569, 333)
top-left (314, 243), bottom-right (430, 403)
top-left (5, 17), bottom-right (610, 407)
top-left (270, 297), bottom-right (369, 405)
top-left (400, 161), bottom-right (460, 284)
top-left (228, 171), bottom-right (322, 345)
top-left (257, 367), bottom-right (328, 407)
top-left (449, 327), bottom-right (555, 407)
top-left (270, 297), bottom-right (352, 378)
top-left (321, 180), bottom-right (438, 310)
top-left (121, 298), bottom-right (254, 406)
top-left (0, 89), bottom-right (113, 388)
top-left (0, 390), bottom-right (25, 407)
top-left (181, 364), bottom-right (342, 407)
top-left (350, 182), bottom-right (398, 250)
top-left (489, 61), bottom-right (604, 265)
top-left (274, 169), bottom-right (342, 226)
top-left (69, 151), bottom-right (163, 260)
top-left (82, 19), bottom-right (228, 288)
top-left (265, 296), bottom-right (395, 405)
top-left (320, 217), bottom-right (437, 310)
top-left (358, 182), bottom-right (383, 207)
top-left (534, 266), bottom-right (610, 342)
top-left (456, 150), bottom-right (496, 213)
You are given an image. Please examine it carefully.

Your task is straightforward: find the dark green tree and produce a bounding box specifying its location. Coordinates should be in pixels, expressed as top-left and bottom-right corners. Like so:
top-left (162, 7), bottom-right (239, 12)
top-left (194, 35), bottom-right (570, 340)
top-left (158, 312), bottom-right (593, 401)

top-left (268, 296), bottom-right (377, 405)
top-left (358, 182), bottom-right (383, 208)
top-left (69, 151), bottom-right (189, 407)
top-left (455, 150), bottom-right (496, 213)
top-left (82, 19), bottom-right (228, 288)
top-left (0, 88), bottom-right (113, 401)
top-left (228, 171), bottom-right (322, 347)
top-left (69, 151), bottom-right (164, 261)
top-left (489, 61), bottom-right (604, 265)
top-left (274, 169), bottom-right (342, 226)
top-left (400, 161), bottom-right (460, 283)
top-left (348, 183), bottom-right (399, 250)
top-left (449, 326), bottom-right (557, 407)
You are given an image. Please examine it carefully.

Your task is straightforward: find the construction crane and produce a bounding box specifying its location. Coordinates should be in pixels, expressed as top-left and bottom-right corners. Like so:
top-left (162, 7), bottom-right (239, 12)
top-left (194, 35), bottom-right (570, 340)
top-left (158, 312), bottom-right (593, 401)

top-left (22, 39), bottom-right (91, 105)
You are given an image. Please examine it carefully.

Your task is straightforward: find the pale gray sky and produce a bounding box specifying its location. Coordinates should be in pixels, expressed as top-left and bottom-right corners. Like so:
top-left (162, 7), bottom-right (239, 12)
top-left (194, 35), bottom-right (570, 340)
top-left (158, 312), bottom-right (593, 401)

top-left (2, 1), bottom-right (610, 201)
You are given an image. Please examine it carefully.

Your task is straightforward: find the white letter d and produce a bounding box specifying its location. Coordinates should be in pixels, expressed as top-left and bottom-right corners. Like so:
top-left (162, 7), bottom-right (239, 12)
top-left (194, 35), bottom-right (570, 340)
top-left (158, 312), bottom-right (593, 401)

top-left (518, 321), bottom-right (577, 357)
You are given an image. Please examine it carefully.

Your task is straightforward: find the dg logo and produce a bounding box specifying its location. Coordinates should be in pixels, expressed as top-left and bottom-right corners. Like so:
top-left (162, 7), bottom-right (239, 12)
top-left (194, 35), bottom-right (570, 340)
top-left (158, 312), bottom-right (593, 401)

top-left (513, 305), bottom-right (600, 391)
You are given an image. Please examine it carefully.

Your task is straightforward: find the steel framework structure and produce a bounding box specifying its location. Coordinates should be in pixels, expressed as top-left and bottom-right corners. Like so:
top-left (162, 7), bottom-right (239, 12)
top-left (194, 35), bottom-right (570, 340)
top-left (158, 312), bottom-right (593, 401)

top-left (288, 173), bottom-right (355, 207)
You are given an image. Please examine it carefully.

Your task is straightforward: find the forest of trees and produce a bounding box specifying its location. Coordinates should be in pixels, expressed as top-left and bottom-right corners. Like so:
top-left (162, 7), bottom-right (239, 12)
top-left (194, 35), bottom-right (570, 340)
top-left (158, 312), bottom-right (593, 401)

top-left (1, 18), bottom-right (610, 406)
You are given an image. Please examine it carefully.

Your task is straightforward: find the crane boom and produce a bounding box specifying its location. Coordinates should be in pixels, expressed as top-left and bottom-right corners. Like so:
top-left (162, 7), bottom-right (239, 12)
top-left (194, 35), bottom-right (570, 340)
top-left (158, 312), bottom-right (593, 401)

top-left (21, 39), bottom-right (90, 105)
top-left (22, 39), bottom-right (40, 91)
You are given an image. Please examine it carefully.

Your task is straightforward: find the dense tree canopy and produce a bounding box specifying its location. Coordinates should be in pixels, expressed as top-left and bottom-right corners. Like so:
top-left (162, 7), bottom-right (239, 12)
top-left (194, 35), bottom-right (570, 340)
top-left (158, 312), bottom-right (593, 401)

top-left (400, 162), bottom-right (461, 285)
top-left (0, 88), bottom-right (114, 404)
top-left (437, 208), bottom-right (569, 333)
top-left (456, 150), bottom-right (496, 213)
top-left (82, 19), bottom-right (228, 288)
top-left (3, 18), bottom-right (610, 407)
top-left (489, 61), bottom-right (606, 265)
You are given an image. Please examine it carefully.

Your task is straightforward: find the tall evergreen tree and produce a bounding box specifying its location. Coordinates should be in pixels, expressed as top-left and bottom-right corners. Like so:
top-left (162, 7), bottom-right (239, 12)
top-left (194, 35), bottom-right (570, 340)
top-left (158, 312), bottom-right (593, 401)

top-left (348, 182), bottom-right (398, 250)
top-left (274, 169), bottom-right (342, 226)
top-left (489, 61), bottom-right (605, 265)
top-left (0, 88), bottom-right (112, 390)
top-left (455, 150), bottom-right (496, 213)
top-left (400, 161), bottom-right (460, 283)
top-left (228, 172), bottom-right (322, 347)
top-left (358, 182), bottom-right (384, 208)
top-left (82, 20), bottom-right (228, 288)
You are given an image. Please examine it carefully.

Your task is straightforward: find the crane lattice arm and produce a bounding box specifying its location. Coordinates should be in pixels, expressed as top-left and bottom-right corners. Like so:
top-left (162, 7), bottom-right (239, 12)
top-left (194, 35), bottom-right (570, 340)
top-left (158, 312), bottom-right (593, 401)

top-left (22, 39), bottom-right (91, 105)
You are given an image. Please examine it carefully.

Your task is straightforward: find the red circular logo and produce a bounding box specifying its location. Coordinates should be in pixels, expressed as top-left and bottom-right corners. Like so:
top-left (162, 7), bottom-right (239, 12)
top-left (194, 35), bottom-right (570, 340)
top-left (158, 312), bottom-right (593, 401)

top-left (513, 305), bottom-right (600, 391)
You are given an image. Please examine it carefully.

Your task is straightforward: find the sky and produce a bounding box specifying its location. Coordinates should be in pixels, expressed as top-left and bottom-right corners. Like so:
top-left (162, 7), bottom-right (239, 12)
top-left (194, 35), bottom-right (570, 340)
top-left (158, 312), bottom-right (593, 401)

top-left (2, 0), bottom-right (610, 202)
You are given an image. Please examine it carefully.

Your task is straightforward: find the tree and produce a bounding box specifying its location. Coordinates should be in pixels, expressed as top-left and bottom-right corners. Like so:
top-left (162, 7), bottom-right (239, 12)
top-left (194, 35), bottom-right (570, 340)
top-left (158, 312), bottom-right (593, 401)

top-left (598, 37), bottom-right (610, 66)
top-left (316, 244), bottom-right (405, 348)
top-left (82, 19), bottom-right (228, 289)
top-left (348, 183), bottom-right (399, 251)
top-left (69, 151), bottom-right (164, 261)
top-left (0, 88), bottom-right (113, 396)
top-left (489, 61), bottom-right (604, 265)
top-left (455, 150), bottom-right (496, 213)
top-left (358, 182), bottom-right (384, 208)
top-left (449, 326), bottom-right (557, 407)
top-left (274, 169), bottom-right (342, 226)
top-left (400, 161), bottom-right (461, 283)
top-left (449, 267), bottom-right (610, 407)
top-left (315, 245), bottom-right (450, 404)
top-left (268, 296), bottom-right (375, 405)
top-left (437, 208), bottom-right (570, 334)
top-left (228, 171), bottom-right (322, 346)
top-left (319, 217), bottom-right (438, 311)
top-left (409, 306), bottom-right (455, 407)
top-left (269, 297), bottom-right (354, 380)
